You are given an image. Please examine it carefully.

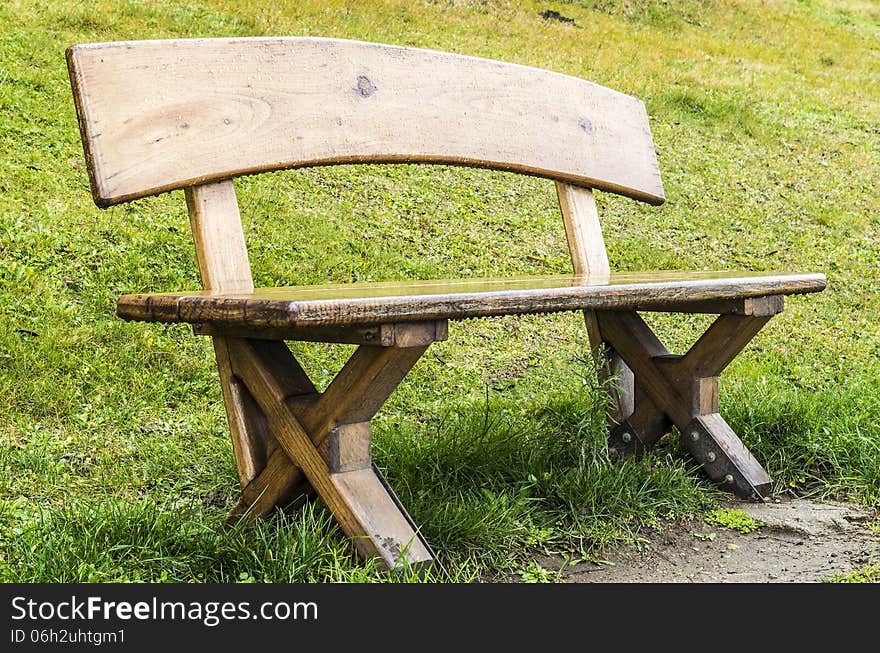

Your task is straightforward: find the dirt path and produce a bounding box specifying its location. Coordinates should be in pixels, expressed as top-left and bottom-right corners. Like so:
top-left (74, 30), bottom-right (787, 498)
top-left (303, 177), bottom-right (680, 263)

top-left (550, 498), bottom-right (878, 583)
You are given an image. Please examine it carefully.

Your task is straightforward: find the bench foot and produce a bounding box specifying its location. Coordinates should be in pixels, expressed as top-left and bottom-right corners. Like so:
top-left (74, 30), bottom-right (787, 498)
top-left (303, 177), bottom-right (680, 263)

top-left (681, 414), bottom-right (771, 500)
top-left (214, 322), bottom-right (445, 571)
top-left (607, 384), bottom-right (670, 457)
top-left (594, 304), bottom-right (782, 500)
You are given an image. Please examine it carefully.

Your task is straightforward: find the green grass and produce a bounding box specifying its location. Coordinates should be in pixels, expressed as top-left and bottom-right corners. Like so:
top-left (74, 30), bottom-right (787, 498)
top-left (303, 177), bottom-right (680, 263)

top-left (704, 508), bottom-right (764, 534)
top-left (827, 562), bottom-right (880, 584)
top-left (1, 0), bottom-right (878, 582)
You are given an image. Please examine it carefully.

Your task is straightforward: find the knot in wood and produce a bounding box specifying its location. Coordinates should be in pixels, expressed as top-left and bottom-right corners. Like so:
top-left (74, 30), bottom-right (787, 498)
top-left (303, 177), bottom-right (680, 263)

top-left (355, 75), bottom-right (377, 98)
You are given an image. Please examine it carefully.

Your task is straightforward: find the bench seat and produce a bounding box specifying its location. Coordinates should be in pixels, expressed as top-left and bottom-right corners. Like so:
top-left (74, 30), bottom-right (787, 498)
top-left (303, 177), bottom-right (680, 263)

top-left (118, 271), bottom-right (825, 329)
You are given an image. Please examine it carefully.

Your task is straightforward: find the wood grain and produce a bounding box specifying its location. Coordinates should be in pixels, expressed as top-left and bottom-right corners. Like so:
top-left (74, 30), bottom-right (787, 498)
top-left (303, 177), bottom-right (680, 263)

top-left (293, 342), bottom-right (431, 434)
top-left (556, 183), bottom-right (609, 280)
top-left (556, 182), bottom-right (634, 423)
top-left (117, 271), bottom-right (826, 328)
top-left (228, 337), bottom-right (432, 569)
top-left (680, 314), bottom-right (775, 377)
top-left (185, 180), bottom-right (265, 486)
top-left (596, 310), bottom-right (692, 428)
top-left (682, 413), bottom-right (771, 499)
top-left (611, 384), bottom-right (670, 452)
top-left (596, 309), bottom-right (774, 498)
top-left (230, 328), bottom-right (438, 530)
top-left (185, 181), bottom-right (253, 293)
top-left (66, 37), bottom-right (664, 207)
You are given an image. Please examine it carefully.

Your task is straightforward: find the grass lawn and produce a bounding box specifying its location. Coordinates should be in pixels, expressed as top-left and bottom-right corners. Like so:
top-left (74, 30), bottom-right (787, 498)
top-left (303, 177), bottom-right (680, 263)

top-left (1, 0), bottom-right (878, 582)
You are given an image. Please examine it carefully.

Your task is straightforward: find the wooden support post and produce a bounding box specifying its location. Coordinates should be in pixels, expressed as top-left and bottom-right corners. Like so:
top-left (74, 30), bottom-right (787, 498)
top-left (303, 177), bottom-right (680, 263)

top-left (680, 414), bottom-right (770, 500)
top-left (557, 182), bottom-right (634, 426)
top-left (596, 307), bottom-right (779, 499)
top-left (225, 321), bottom-right (445, 570)
top-left (185, 180), bottom-right (269, 486)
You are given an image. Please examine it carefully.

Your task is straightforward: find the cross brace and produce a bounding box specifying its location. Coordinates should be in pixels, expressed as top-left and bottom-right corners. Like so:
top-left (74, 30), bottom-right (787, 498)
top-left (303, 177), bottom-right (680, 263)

top-left (595, 296), bottom-right (784, 500)
top-left (212, 321), bottom-right (446, 571)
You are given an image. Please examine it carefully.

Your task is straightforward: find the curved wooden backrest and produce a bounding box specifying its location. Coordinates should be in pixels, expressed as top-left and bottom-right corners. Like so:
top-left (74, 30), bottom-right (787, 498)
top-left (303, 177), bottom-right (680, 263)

top-left (67, 37), bottom-right (664, 208)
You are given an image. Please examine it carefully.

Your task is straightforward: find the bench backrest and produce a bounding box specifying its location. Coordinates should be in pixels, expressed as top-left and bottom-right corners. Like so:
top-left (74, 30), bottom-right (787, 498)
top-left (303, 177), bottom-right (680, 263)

top-left (67, 37), bottom-right (664, 294)
top-left (67, 37), bottom-right (663, 208)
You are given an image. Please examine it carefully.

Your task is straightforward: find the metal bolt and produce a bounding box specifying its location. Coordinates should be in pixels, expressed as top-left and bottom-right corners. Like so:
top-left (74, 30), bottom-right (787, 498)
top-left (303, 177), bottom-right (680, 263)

top-left (364, 331), bottom-right (375, 341)
top-left (706, 452), bottom-right (716, 463)
top-left (621, 431), bottom-right (632, 443)
top-left (690, 430), bottom-right (700, 441)
top-left (608, 447), bottom-right (619, 457)
top-left (724, 474), bottom-right (734, 484)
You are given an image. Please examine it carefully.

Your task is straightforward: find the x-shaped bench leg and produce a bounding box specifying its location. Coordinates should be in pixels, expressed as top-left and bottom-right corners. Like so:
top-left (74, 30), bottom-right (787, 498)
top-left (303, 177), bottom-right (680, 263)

top-left (217, 321), bottom-right (444, 571)
top-left (596, 297), bottom-right (783, 500)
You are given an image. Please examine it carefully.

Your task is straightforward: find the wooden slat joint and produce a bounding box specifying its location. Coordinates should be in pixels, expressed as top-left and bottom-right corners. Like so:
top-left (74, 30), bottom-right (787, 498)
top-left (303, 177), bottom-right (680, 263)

top-left (225, 331), bottom-right (434, 570)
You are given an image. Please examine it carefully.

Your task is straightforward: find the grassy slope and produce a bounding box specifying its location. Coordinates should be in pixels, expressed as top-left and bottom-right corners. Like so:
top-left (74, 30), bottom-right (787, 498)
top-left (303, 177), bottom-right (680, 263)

top-left (0, 0), bottom-right (877, 581)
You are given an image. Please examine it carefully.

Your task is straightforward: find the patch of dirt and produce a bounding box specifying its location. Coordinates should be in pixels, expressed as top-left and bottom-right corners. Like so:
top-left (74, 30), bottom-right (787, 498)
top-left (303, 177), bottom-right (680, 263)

top-left (550, 498), bottom-right (879, 583)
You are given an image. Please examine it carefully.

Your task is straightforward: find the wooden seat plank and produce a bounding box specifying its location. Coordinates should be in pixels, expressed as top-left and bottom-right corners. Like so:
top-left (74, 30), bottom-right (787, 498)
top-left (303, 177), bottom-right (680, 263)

top-left (118, 271), bottom-right (825, 328)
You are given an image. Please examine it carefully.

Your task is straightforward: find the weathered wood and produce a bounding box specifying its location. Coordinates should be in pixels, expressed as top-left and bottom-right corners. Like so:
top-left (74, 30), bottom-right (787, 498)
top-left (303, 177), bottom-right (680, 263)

top-left (117, 272), bottom-right (825, 328)
top-left (244, 339), bottom-right (318, 400)
top-left (181, 181), bottom-right (311, 518)
top-left (126, 288), bottom-right (790, 326)
top-left (556, 183), bottom-right (609, 280)
top-left (227, 337), bottom-right (432, 569)
top-left (608, 384), bottom-right (669, 456)
top-left (227, 339), bottom-right (333, 522)
top-left (597, 310), bottom-right (690, 422)
top-left (185, 181), bottom-right (253, 293)
top-left (323, 422), bottom-right (373, 473)
top-left (185, 181), bottom-right (267, 486)
top-left (681, 414), bottom-right (771, 500)
top-left (293, 341), bottom-right (431, 435)
top-left (194, 322), bottom-right (386, 345)
top-left (67, 37), bottom-right (664, 208)
top-left (679, 313), bottom-right (776, 378)
top-left (227, 327), bottom-right (438, 559)
top-left (556, 182), bottom-right (635, 426)
top-left (193, 319), bottom-right (448, 346)
top-left (639, 294), bottom-right (785, 317)
top-left (330, 467), bottom-right (432, 567)
top-left (212, 338), bottom-right (268, 486)
top-left (597, 310), bottom-right (774, 498)
top-left (693, 376), bottom-right (720, 415)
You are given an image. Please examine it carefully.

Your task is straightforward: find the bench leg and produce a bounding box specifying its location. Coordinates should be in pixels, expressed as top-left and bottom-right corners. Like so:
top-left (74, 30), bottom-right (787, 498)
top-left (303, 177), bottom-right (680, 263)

top-left (222, 338), bottom-right (318, 515)
top-left (594, 299), bottom-right (783, 500)
top-left (582, 310), bottom-right (635, 428)
top-left (219, 323), bottom-right (443, 571)
top-left (211, 337), bottom-right (269, 487)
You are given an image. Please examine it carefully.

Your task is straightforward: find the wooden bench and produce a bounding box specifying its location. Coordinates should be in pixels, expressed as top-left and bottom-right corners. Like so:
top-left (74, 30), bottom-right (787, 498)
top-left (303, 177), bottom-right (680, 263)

top-left (66, 37), bottom-right (826, 572)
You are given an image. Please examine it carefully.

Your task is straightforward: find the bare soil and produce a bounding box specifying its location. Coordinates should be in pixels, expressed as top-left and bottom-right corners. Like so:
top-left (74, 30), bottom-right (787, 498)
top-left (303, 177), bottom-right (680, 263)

top-left (547, 498), bottom-right (879, 583)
